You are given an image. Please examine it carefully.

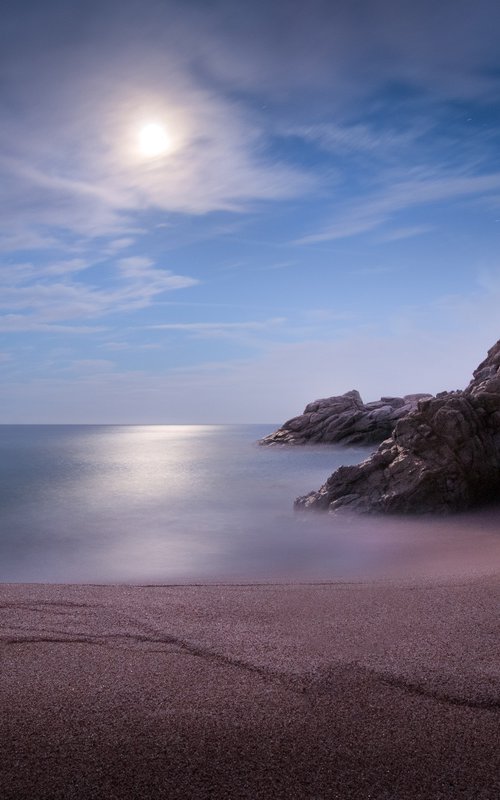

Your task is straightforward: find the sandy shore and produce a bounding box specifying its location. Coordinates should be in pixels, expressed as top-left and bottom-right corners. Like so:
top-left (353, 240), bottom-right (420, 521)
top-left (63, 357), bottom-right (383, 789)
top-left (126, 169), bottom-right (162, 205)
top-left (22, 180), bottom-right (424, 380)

top-left (1, 575), bottom-right (499, 799)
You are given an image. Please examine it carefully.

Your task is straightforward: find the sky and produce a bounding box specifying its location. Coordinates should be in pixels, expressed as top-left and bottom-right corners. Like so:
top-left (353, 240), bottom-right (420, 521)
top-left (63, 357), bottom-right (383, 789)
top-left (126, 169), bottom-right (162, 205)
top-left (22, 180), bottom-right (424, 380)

top-left (2, 0), bottom-right (500, 423)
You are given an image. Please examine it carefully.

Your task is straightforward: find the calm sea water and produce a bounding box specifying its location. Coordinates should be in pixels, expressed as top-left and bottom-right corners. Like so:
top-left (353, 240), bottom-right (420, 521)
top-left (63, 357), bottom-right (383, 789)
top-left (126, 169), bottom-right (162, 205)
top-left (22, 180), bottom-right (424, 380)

top-left (1, 425), bottom-right (499, 583)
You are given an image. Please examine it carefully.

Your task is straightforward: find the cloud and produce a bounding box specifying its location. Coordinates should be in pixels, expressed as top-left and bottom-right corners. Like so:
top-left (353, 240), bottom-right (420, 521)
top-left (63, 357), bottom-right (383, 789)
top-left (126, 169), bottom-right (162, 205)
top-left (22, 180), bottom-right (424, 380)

top-left (296, 170), bottom-right (500, 243)
top-left (105, 238), bottom-right (137, 253)
top-left (7, 263), bottom-right (500, 423)
top-left (151, 319), bottom-right (285, 330)
top-left (0, 254), bottom-right (198, 331)
top-left (375, 225), bottom-right (434, 243)
top-left (5, 0), bottom-right (499, 254)
top-left (1, 0), bottom-right (499, 258)
top-left (1, 0), bottom-right (500, 425)
top-left (113, 259), bottom-right (199, 300)
top-left (0, 259), bottom-right (92, 282)
top-left (100, 341), bottom-right (162, 351)
top-left (0, 317), bottom-right (106, 334)
top-left (290, 122), bottom-right (428, 157)
top-left (0, 327), bottom-right (492, 424)
top-left (0, 9), bottom-right (315, 250)
top-left (150, 318), bottom-right (286, 339)
top-left (118, 256), bottom-right (155, 274)
top-left (0, 230), bottom-right (64, 253)
top-left (191, 0), bottom-right (500, 103)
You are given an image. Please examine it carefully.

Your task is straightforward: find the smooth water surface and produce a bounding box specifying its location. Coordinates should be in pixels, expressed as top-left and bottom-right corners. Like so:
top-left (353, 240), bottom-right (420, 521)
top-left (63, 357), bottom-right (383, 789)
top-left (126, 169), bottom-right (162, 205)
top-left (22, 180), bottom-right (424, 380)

top-left (1, 425), bottom-right (499, 583)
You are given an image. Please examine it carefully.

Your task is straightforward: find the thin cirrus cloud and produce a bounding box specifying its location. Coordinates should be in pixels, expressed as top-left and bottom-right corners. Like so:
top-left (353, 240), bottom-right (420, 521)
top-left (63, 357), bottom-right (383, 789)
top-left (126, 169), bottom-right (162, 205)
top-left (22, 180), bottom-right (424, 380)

top-left (150, 318), bottom-right (287, 338)
top-left (296, 171), bottom-right (500, 244)
top-left (289, 122), bottom-right (429, 158)
top-left (0, 317), bottom-right (106, 334)
top-left (375, 226), bottom-right (434, 243)
top-left (0, 254), bottom-right (198, 330)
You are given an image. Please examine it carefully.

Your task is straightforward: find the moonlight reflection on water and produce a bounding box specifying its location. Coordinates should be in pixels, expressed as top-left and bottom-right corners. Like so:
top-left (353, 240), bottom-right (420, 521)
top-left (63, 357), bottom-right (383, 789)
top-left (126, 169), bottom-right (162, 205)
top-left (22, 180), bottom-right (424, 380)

top-left (0, 424), bottom-right (499, 584)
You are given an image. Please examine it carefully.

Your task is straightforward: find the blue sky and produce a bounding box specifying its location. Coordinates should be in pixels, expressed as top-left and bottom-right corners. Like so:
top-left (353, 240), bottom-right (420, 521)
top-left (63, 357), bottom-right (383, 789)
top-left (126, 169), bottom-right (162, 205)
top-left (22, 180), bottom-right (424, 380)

top-left (2, 0), bottom-right (500, 422)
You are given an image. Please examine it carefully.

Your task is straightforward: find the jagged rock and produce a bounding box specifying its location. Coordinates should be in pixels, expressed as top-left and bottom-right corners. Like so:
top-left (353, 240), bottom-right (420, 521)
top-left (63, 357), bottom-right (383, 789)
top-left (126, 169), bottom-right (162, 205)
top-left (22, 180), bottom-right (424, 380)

top-left (260, 390), bottom-right (431, 446)
top-left (295, 340), bottom-right (500, 515)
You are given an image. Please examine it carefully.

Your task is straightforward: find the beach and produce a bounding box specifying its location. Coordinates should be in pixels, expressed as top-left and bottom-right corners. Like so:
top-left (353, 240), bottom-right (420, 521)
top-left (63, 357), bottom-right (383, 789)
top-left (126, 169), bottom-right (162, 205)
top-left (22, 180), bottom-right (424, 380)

top-left (1, 572), bottom-right (499, 799)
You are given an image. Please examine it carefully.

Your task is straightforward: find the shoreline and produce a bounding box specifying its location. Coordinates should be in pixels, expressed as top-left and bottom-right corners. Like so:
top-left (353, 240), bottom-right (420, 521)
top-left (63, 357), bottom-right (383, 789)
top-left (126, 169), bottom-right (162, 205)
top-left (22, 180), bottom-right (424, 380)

top-left (1, 574), bottom-right (499, 799)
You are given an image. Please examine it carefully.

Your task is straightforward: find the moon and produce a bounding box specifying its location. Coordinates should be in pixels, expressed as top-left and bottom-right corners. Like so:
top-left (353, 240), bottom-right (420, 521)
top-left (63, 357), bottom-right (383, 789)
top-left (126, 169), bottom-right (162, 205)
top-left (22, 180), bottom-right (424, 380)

top-left (138, 123), bottom-right (171, 157)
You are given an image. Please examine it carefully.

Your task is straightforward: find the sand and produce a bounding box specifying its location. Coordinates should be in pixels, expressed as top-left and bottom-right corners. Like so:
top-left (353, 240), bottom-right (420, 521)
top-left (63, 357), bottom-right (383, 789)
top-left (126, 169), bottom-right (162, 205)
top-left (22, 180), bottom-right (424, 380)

top-left (1, 574), bottom-right (499, 799)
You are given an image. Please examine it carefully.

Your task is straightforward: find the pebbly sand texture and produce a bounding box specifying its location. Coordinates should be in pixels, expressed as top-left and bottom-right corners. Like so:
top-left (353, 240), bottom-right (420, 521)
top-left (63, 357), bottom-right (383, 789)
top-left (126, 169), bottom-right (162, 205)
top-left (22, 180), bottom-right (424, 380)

top-left (1, 576), bottom-right (499, 799)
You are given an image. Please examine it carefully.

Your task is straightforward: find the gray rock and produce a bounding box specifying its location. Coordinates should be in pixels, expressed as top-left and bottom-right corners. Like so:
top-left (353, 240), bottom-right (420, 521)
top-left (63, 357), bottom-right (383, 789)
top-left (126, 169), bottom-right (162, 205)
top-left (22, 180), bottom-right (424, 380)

top-left (260, 390), bottom-right (431, 447)
top-left (295, 340), bottom-right (500, 515)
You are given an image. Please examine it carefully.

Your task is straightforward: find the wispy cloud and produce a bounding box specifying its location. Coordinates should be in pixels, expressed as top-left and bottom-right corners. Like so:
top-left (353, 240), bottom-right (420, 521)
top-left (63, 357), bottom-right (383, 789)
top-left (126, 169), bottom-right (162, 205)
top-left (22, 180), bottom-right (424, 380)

top-left (0, 259), bottom-right (92, 282)
top-left (150, 318), bottom-right (286, 338)
top-left (100, 341), bottom-right (162, 351)
top-left (296, 170), bottom-right (500, 243)
top-left (0, 317), bottom-right (106, 334)
top-left (375, 225), bottom-right (434, 243)
top-left (0, 254), bottom-right (198, 331)
top-left (103, 237), bottom-right (137, 254)
top-left (290, 121), bottom-right (428, 158)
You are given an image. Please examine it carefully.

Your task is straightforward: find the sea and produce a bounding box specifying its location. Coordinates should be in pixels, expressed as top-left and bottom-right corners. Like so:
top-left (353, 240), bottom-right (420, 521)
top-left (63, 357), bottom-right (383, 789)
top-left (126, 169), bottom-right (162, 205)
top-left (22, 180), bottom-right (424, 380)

top-left (1, 424), bottom-right (499, 584)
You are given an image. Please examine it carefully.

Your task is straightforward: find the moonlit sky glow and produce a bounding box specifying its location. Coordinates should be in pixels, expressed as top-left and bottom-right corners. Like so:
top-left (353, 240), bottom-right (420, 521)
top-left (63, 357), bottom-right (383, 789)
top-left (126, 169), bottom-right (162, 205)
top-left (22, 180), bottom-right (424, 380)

top-left (2, 0), bottom-right (500, 423)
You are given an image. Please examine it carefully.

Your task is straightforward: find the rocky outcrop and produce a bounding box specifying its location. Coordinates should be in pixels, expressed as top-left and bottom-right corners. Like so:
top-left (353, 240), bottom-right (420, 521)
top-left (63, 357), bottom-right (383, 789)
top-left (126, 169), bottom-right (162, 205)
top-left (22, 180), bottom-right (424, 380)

top-left (295, 341), bottom-right (500, 515)
top-left (260, 390), bottom-right (432, 446)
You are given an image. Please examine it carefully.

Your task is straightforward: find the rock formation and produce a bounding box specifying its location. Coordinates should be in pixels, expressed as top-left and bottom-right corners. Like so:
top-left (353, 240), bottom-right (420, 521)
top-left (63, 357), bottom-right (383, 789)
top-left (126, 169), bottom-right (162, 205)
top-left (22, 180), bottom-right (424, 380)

top-left (295, 340), bottom-right (500, 515)
top-left (260, 390), bottom-right (432, 446)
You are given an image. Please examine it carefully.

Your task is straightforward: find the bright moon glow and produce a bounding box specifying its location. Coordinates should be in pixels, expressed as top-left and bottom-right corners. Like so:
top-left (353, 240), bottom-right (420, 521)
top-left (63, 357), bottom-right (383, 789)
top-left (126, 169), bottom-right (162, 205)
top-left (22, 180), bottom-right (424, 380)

top-left (138, 123), bottom-right (171, 157)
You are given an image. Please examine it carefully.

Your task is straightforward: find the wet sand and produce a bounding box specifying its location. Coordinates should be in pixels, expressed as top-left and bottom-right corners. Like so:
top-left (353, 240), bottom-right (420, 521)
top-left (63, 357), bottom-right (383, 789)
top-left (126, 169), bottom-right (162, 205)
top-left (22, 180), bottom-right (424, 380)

top-left (1, 574), bottom-right (499, 799)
